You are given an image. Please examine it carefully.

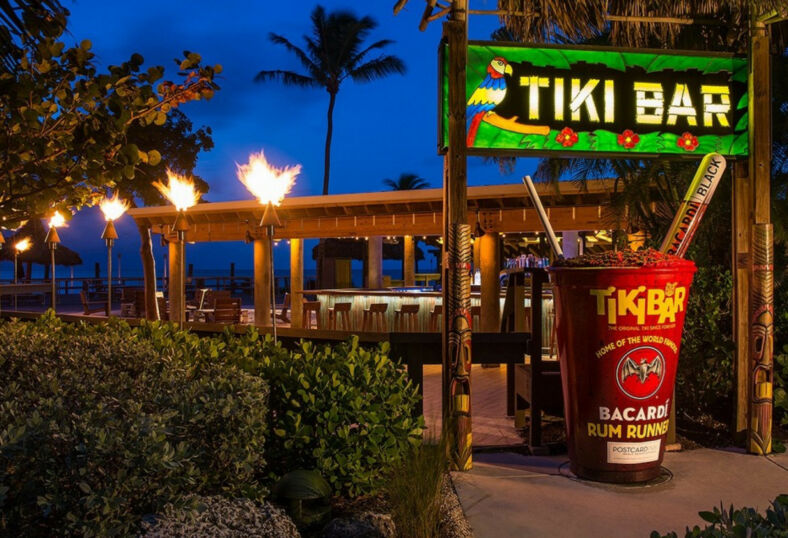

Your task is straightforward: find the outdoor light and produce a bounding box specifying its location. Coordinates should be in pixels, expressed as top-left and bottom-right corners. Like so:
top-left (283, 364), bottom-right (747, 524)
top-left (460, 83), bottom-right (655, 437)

top-left (100, 194), bottom-right (129, 316)
top-left (237, 150), bottom-right (300, 342)
top-left (13, 237), bottom-right (31, 310)
top-left (154, 171), bottom-right (199, 326)
top-left (45, 212), bottom-right (65, 311)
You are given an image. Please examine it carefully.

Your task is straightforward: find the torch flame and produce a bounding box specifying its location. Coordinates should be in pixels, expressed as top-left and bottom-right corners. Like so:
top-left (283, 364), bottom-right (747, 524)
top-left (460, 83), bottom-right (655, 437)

top-left (15, 237), bottom-right (31, 252)
top-left (154, 170), bottom-right (200, 211)
top-left (49, 211), bottom-right (66, 228)
top-left (236, 150), bottom-right (300, 206)
top-left (100, 193), bottom-right (129, 222)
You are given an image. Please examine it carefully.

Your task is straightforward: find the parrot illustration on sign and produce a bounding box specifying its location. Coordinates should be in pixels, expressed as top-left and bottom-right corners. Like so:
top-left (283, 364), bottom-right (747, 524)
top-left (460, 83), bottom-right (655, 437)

top-left (465, 57), bottom-right (551, 147)
top-left (466, 57), bottom-right (512, 146)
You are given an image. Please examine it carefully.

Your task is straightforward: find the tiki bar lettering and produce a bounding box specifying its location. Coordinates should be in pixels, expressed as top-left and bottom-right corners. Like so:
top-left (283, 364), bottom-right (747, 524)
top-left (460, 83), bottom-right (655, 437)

top-left (515, 76), bottom-right (731, 128)
top-left (589, 284), bottom-right (687, 325)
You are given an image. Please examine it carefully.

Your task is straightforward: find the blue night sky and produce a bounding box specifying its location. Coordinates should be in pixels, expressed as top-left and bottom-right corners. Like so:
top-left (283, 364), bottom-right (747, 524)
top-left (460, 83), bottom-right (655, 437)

top-left (32, 0), bottom-right (540, 279)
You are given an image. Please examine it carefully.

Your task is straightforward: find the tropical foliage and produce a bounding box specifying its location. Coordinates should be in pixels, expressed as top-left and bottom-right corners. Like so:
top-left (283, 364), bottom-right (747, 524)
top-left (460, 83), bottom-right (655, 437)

top-left (255, 5), bottom-right (405, 195)
top-left (219, 332), bottom-right (425, 497)
top-left (0, 315), bottom-right (269, 536)
top-left (651, 494), bottom-right (788, 538)
top-left (383, 172), bottom-right (429, 190)
top-left (0, 22), bottom-right (220, 229)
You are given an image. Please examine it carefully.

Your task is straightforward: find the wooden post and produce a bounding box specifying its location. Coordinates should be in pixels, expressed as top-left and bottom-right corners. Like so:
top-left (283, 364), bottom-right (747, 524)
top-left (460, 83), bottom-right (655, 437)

top-left (749, 224), bottom-right (774, 454)
top-left (403, 235), bottom-right (416, 286)
top-left (443, 0), bottom-right (471, 471)
top-left (472, 235), bottom-right (481, 272)
top-left (290, 238), bottom-right (303, 329)
top-left (733, 160), bottom-right (752, 441)
top-left (367, 236), bottom-right (383, 289)
top-left (168, 238), bottom-right (181, 323)
top-left (742, 17), bottom-right (773, 453)
top-left (480, 231), bottom-right (500, 332)
top-left (253, 236), bottom-right (272, 326)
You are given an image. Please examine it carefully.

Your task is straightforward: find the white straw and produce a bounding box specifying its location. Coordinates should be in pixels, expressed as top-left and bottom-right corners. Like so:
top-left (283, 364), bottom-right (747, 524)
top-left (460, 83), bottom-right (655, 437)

top-left (522, 175), bottom-right (563, 259)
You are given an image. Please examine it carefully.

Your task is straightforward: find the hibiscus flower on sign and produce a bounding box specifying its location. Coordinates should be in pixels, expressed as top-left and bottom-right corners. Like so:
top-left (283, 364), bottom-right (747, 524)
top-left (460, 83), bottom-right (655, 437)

top-left (555, 127), bottom-right (578, 148)
top-left (617, 129), bottom-right (639, 149)
top-left (677, 132), bottom-right (699, 152)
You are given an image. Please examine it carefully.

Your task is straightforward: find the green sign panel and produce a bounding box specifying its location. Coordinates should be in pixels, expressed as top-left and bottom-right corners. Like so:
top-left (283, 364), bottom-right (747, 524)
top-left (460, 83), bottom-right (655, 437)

top-left (440, 42), bottom-right (748, 157)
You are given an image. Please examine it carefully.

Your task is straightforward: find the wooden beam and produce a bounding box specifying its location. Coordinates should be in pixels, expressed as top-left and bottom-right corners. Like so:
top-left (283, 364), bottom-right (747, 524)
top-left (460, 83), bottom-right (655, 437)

top-left (367, 236), bottom-right (383, 289)
top-left (148, 205), bottom-right (614, 242)
top-left (290, 238), bottom-right (303, 329)
top-left (479, 231), bottom-right (500, 332)
top-left (403, 235), bottom-right (416, 286)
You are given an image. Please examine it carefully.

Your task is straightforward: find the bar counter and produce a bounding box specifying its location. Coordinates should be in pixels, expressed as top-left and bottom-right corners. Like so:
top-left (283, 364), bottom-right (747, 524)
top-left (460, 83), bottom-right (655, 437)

top-left (293, 287), bottom-right (552, 335)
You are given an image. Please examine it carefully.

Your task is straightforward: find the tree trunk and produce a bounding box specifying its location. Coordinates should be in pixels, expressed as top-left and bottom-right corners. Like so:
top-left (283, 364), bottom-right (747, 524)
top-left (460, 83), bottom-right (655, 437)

top-left (323, 91), bottom-right (337, 195)
top-left (137, 220), bottom-right (160, 320)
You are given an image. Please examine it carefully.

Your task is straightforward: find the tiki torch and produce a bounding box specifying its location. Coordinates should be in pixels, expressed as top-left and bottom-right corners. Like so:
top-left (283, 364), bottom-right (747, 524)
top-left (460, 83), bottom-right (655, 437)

top-left (154, 171), bottom-right (199, 326)
top-left (237, 150), bottom-right (300, 343)
top-left (45, 212), bottom-right (65, 311)
top-left (659, 153), bottom-right (726, 258)
top-left (100, 194), bottom-right (128, 316)
top-left (13, 237), bottom-right (31, 310)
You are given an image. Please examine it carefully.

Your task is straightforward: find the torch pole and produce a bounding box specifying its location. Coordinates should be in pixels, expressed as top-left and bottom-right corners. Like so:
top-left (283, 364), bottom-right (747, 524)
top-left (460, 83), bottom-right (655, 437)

top-left (106, 242), bottom-right (113, 317)
top-left (50, 245), bottom-right (56, 311)
top-left (178, 230), bottom-right (186, 326)
top-left (268, 225), bottom-right (277, 343)
top-left (13, 251), bottom-right (18, 311)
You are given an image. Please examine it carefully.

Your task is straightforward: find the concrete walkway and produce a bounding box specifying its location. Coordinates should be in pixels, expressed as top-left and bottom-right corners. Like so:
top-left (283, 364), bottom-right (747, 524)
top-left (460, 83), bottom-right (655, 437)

top-left (452, 448), bottom-right (788, 538)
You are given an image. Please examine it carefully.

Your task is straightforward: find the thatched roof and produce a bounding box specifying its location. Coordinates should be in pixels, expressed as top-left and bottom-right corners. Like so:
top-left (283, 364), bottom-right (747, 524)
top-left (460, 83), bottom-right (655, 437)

top-left (497, 0), bottom-right (788, 52)
top-left (311, 238), bottom-right (425, 261)
top-left (0, 219), bottom-right (83, 266)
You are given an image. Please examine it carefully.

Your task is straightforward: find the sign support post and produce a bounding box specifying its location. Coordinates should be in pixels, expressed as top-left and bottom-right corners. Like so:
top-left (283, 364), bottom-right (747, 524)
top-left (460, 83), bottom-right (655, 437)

top-left (742, 14), bottom-right (773, 455)
top-left (443, 0), bottom-right (473, 472)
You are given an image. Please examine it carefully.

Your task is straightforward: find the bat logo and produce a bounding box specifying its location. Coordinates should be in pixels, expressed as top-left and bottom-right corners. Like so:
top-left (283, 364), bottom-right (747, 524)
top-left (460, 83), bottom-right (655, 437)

top-left (615, 346), bottom-right (666, 400)
top-left (620, 357), bottom-right (662, 384)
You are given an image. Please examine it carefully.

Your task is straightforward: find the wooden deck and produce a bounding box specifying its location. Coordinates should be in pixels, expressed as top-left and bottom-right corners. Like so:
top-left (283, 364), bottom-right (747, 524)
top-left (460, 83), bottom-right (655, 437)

top-left (423, 364), bottom-right (522, 447)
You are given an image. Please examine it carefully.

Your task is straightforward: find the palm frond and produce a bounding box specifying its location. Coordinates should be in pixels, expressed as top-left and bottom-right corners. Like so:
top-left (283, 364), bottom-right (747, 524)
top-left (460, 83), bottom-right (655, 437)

top-left (349, 55), bottom-right (406, 82)
top-left (347, 38), bottom-right (395, 70)
top-left (254, 69), bottom-right (319, 88)
top-left (268, 33), bottom-right (320, 75)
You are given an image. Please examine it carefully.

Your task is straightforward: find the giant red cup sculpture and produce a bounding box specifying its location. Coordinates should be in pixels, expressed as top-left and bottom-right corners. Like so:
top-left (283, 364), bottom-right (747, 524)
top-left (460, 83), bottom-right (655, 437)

top-left (549, 249), bottom-right (696, 483)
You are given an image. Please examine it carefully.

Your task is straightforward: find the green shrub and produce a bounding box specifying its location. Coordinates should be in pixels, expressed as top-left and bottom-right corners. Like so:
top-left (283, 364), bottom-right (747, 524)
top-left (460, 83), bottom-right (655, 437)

top-left (220, 331), bottom-right (424, 497)
top-left (676, 267), bottom-right (735, 422)
top-left (774, 276), bottom-right (788, 427)
top-left (0, 315), bottom-right (269, 536)
top-left (651, 494), bottom-right (788, 537)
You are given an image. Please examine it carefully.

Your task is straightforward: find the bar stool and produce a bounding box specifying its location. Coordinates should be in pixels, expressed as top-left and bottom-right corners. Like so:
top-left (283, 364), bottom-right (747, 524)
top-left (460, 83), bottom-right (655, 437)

top-left (429, 304), bottom-right (443, 332)
top-left (328, 302), bottom-right (352, 331)
top-left (302, 300), bottom-right (321, 329)
top-left (362, 302), bottom-right (388, 332)
top-left (471, 305), bottom-right (481, 329)
top-left (394, 303), bottom-right (420, 332)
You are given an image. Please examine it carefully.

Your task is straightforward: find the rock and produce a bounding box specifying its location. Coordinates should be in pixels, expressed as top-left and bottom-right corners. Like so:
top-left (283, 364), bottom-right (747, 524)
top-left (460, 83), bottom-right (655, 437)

top-left (320, 517), bottom-right (380, 538)
top-left (358, 512), bottom-right (396, 538)
top-left (141, 495), bottom-right (300, 538)
top-left (439, 476), bottom-right (473, 538)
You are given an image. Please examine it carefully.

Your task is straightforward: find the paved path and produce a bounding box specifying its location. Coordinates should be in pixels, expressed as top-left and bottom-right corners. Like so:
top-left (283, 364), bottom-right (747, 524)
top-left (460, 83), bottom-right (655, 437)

top-left (453, 448), bottom-right (788, 538)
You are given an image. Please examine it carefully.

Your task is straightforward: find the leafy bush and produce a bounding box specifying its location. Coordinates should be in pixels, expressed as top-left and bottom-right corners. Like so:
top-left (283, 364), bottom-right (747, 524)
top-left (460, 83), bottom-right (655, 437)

top-left (220, 331), bottom-right (424, 497)
top-left (676, 267), bottom-right (735, 422)
top-left (0, 315), bottom-right (269, 536)
top-left (774, 276), bottom-right (788, 427)
top-left (651, 494), bottom-right (788, 537)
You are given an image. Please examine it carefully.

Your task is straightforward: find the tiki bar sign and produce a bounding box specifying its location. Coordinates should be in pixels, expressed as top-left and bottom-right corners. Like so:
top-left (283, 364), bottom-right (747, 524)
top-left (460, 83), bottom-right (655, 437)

top-left (440, 43), bottom-right (748, 157)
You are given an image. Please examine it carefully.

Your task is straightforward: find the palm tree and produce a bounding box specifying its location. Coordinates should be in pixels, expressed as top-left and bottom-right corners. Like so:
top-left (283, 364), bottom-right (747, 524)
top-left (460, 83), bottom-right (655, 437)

top-left (383, 172), bottom-right (429, 190)
top-left (255, 5), bottom-right (405, 195)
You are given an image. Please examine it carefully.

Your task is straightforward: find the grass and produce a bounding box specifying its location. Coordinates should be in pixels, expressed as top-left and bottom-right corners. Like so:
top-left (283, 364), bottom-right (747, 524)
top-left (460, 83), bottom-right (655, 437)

top-left (386, 431), bottom-right (448, 538)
